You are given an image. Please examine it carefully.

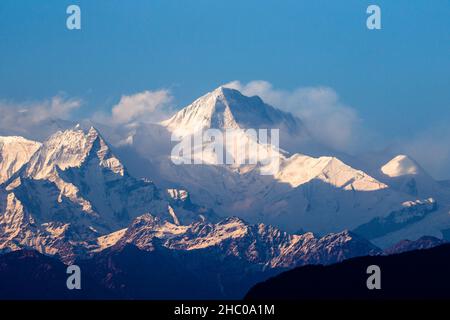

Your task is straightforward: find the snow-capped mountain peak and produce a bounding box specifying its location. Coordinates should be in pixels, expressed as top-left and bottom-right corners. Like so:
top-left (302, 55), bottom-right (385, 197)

top-left (25, 126), bottom-right (125, 180)
top-left (378, 154), bottom-right (448, 199)
top-left (381, 155), bottom-right (423, 178)
top-left (161, 86), bottom-right (302, 137)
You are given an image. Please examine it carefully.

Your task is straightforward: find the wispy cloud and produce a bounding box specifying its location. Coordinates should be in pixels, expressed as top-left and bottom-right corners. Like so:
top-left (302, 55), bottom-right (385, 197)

top-left (0, 95), bottom-right (81, 139)
top-left (0, 95), bottom-right (81, 122)
top-left (225, 80), bottom-right (363, 153)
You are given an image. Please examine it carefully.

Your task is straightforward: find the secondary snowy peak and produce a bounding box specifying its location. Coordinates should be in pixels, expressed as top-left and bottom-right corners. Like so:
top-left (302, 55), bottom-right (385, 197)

top-left (0, 136), bottom-right (41, 184)
top-left (25, 126), bottom-right (125, 179)
top-left (161, 86), bottom-right (302, 136)
top-left (379, 154), bottom-right (447, 199)
top-left (381, 155), bottom-right (423, 178)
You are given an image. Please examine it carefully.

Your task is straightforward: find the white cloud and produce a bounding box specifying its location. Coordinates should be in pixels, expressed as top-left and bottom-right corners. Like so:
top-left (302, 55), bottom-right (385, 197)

top-left (108, 90), bottom-right (173, 125)
top-left (225, 80), bottom-right (363, 153)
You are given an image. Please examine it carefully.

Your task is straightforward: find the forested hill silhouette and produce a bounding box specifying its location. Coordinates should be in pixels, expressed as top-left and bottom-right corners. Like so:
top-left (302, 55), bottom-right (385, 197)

top-left (246, 243), bottom-right (450, 300)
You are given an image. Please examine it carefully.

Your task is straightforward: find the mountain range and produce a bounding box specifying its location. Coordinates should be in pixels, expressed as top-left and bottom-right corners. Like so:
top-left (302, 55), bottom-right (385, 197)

top-left (0, 85), bottom-right (449, 298)
top-left (114, 86), bottom-right (450, 245)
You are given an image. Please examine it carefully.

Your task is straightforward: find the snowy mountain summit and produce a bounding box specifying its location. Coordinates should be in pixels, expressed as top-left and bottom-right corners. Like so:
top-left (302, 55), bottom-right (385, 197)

top-left (382, 155), bottom-right (422, 177)
top-left (380, 154), bottom-right (447, 199)
top-left (162, 86), bottom-right (303, 137)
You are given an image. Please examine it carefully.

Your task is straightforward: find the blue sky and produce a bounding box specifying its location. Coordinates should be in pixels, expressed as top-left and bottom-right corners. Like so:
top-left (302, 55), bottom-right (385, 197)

top-left (0, 0), bottom-right (449, 176)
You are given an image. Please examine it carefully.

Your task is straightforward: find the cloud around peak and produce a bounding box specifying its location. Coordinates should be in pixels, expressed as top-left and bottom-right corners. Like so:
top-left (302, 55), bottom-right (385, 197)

top-left (224, 80), bottom-right (363, 153)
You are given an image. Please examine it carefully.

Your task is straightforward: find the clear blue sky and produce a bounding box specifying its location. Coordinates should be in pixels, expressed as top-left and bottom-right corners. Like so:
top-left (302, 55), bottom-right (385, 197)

top-left (0, 0), bottom-right (449, 139)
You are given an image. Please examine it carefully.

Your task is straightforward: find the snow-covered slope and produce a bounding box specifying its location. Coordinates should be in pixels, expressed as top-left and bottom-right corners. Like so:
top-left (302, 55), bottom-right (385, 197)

top-left (353, 198), bottom-right (438, 241)
top-left (368, 201), bottom-right (450, 248)
top-left (275, 154), bottom-right (386, 191)
top-left (0, 136), bottom-right (41, 184)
